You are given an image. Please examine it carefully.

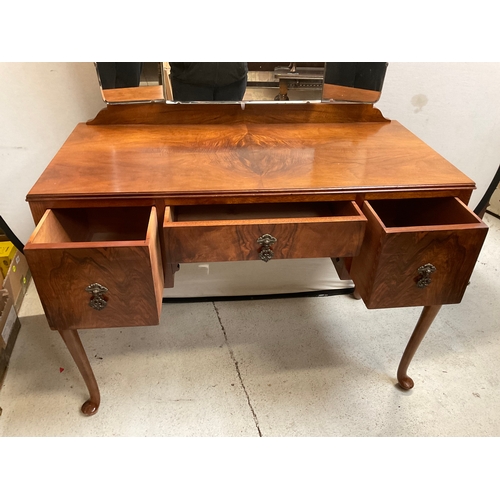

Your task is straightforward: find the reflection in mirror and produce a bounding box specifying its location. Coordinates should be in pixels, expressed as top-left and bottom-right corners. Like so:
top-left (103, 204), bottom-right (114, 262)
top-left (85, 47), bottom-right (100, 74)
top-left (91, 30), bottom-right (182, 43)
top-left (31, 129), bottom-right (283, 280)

top-left (95, 62), bottom-right (164, 104)
top-left (164, 62), bottom-right (325, 103)
top-left (321, 62), bottom-right (388, 103)
top-left (245, 63), bottom-right (325, 102)
top-left (167, 63), bottom-right (249, 102)
top-left (94, 62), bottom-right (388, 104)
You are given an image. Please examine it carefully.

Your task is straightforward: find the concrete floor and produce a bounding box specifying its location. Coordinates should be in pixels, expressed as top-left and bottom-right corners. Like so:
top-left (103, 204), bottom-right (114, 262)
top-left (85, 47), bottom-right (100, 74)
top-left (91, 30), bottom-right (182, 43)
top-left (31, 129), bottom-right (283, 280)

top-left (1, 213), bottom-right (499, 437)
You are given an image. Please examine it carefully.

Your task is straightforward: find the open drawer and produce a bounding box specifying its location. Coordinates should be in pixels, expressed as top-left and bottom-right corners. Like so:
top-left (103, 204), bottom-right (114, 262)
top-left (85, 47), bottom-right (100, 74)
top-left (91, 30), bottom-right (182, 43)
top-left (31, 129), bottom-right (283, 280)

top-left (163, 201), bottom-right (367, 263)
top-left (350, 197), bottom-right (489, 309)
top-left (24, 207), bottom-right (164, 330)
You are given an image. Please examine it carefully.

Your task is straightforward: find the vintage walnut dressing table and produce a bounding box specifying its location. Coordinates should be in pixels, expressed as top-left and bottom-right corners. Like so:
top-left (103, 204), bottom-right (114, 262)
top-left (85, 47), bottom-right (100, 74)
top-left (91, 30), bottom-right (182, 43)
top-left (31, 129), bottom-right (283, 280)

top-left (23, 69), bottom-right (488, 416)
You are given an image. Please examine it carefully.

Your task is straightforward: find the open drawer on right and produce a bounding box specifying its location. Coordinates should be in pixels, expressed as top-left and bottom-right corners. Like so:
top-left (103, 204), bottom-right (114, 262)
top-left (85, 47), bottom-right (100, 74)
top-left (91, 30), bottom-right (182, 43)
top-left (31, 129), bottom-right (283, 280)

top-left (350, 197), bottom-right (489, 309)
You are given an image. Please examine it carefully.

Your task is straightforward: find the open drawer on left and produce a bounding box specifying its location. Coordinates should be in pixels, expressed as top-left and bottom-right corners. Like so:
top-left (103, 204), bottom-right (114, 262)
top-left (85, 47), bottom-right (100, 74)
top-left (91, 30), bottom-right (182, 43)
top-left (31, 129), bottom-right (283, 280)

top-left (24, 206), bottom-right (164, 330)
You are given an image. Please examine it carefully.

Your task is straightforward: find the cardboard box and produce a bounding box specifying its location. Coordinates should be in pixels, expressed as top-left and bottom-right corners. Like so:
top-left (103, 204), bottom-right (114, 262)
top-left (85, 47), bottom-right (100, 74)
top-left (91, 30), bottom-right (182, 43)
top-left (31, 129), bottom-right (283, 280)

top-left (0, 241), bottom-right (16, 280)
top-left (0, 250), bottom-right (30, 384)
top-left (3, 250), bottom-right (31, 313)
top-left (0, 290), bottom-right (21, 385)
top-left (0, 288), bottom-right (9, 349)
top-left (1, 291), bottom-right (16, 348)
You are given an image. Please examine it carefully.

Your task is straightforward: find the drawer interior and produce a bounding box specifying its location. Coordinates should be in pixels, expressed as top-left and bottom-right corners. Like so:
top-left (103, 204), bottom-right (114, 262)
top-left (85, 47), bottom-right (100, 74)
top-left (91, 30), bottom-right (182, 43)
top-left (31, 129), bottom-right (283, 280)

top-left (368, 197), bottom-right (479, 228)
top-left (170, 201), bottom-right (360, 222)
top-left (32, 207), bottom-right (153, 244)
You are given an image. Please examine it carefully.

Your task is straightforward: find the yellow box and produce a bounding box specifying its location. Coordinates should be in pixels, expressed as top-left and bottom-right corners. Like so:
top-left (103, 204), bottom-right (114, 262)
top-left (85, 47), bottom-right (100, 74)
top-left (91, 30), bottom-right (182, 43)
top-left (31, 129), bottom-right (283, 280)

top-left (0, 242), bottom-right (16, 280)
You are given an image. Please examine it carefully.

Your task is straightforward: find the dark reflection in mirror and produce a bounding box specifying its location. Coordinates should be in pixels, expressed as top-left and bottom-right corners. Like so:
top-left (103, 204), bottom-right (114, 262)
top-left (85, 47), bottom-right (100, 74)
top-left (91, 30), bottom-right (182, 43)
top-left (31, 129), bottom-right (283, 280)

top-left (169, 63), bottom-right (248, 101)
top-left (322, 62), bottom-right (388, 103)
top-left (95, 63), bottom-right (143, 89)
top-left (95, 62), bottom-right (164, 103)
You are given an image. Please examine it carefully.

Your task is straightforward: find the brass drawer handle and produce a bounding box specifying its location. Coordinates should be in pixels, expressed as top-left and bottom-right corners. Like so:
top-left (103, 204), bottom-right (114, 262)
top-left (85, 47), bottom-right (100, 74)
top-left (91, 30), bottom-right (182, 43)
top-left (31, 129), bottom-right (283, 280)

top-left (257, 234), bottom-right (277, 262)
top-left (85, 283), bottom-right (108, 310)
top-left (416, 263), bottom-right (436, 288)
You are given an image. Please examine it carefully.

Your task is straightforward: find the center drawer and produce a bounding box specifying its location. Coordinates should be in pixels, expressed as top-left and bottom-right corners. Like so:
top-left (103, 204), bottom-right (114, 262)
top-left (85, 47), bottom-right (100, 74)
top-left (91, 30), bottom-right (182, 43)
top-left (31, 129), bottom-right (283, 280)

top-left (24, 206), bottom-right (164, 330)
top-left (163, 201), bottom-right (366, 263)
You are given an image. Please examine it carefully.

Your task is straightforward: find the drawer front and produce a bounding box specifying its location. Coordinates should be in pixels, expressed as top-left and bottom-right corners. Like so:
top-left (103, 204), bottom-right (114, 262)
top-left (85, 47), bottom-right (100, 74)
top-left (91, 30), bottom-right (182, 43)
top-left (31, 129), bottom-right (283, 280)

top-left (24, 207), bottom-right (163, 330)
top-left (350, 198), bottom-right (489, 309)
top-left (163, 201), bottom-right (366, 263)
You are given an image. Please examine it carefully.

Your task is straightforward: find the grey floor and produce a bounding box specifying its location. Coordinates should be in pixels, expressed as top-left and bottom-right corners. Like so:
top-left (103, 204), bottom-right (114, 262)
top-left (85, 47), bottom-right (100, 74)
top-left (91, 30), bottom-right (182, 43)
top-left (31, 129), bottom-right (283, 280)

top-left (1, 213), bottom-right (499, 437)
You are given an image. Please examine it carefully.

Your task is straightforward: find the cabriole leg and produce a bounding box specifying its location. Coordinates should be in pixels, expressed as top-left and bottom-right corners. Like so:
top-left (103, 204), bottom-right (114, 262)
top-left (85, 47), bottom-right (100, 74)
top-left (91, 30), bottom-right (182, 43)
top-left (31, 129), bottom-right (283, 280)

top-left (397, 305), bottom-right (442, 390)
top-left (58, 329), bottom-right (101, 416)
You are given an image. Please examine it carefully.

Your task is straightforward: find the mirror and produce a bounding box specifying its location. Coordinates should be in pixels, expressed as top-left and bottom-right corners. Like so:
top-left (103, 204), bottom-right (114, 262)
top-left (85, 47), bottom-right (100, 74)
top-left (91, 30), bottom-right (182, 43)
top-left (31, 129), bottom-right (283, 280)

top-left (95, 62), bottom-right (388, 105)
top-left (322, 62), bottom-right (388, 103)
top-left (95, 62), bottom-right (165, 104)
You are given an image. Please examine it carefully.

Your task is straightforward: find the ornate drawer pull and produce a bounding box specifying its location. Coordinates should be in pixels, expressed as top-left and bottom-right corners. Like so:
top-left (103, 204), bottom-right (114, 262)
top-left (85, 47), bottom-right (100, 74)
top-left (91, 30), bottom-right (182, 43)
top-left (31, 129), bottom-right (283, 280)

top-left (416, 263), bottom-right (436, 288)
top-left (256, 234), bottom-right (277, 262)
top-left (85, 283), bottom-right (108, 310)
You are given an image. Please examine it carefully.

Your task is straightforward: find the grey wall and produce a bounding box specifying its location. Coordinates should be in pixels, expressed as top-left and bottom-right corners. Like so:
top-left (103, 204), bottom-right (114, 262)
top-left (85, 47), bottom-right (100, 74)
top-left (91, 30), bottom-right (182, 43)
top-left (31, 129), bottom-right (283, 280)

top-left (377, 62), bottom-right (500, 210)
top-left (0, 62), bottom-right (104, 243)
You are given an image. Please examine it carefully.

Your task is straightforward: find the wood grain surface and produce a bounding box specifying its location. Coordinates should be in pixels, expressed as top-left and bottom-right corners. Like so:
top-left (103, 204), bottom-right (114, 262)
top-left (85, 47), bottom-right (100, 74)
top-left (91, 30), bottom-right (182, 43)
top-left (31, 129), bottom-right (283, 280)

top-left (163, 201), bottom-right (366, 263)
top-left (24, 207), bottom-right (163, 330)
top-left (87, 102), bottom-right (389, 125)
top-left (350, 198), bottom-right (488, 308)
top-left (27, 119), bottom-right (475, 202)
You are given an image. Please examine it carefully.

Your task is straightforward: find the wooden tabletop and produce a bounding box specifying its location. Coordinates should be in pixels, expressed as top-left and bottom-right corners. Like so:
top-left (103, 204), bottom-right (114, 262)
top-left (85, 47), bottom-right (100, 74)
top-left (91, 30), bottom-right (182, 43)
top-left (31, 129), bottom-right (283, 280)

top-left (27, 106), bottom-right (475, 202)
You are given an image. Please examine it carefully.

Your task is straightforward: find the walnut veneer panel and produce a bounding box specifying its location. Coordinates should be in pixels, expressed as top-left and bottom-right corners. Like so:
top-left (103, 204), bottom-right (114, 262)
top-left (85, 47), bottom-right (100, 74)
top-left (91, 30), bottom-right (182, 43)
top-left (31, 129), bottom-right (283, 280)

top-left (350, 198), bottom-right (488, 308)
top-left (24, 207), bottom-right (163, 330)
top-left (163, 201), bottom-right (366, 263)
top-left (88, 102), bottom-right (388, 125)
top-left (27, 120), bottom-right (475, 202)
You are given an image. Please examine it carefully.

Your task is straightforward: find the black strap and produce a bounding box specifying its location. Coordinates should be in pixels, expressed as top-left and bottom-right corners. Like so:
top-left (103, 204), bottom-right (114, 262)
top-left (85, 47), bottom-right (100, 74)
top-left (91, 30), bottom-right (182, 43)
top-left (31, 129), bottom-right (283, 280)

top-left (0, 216), bottom-right (24, 253)
top-left (474, 165), bottom-right (500, 216)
